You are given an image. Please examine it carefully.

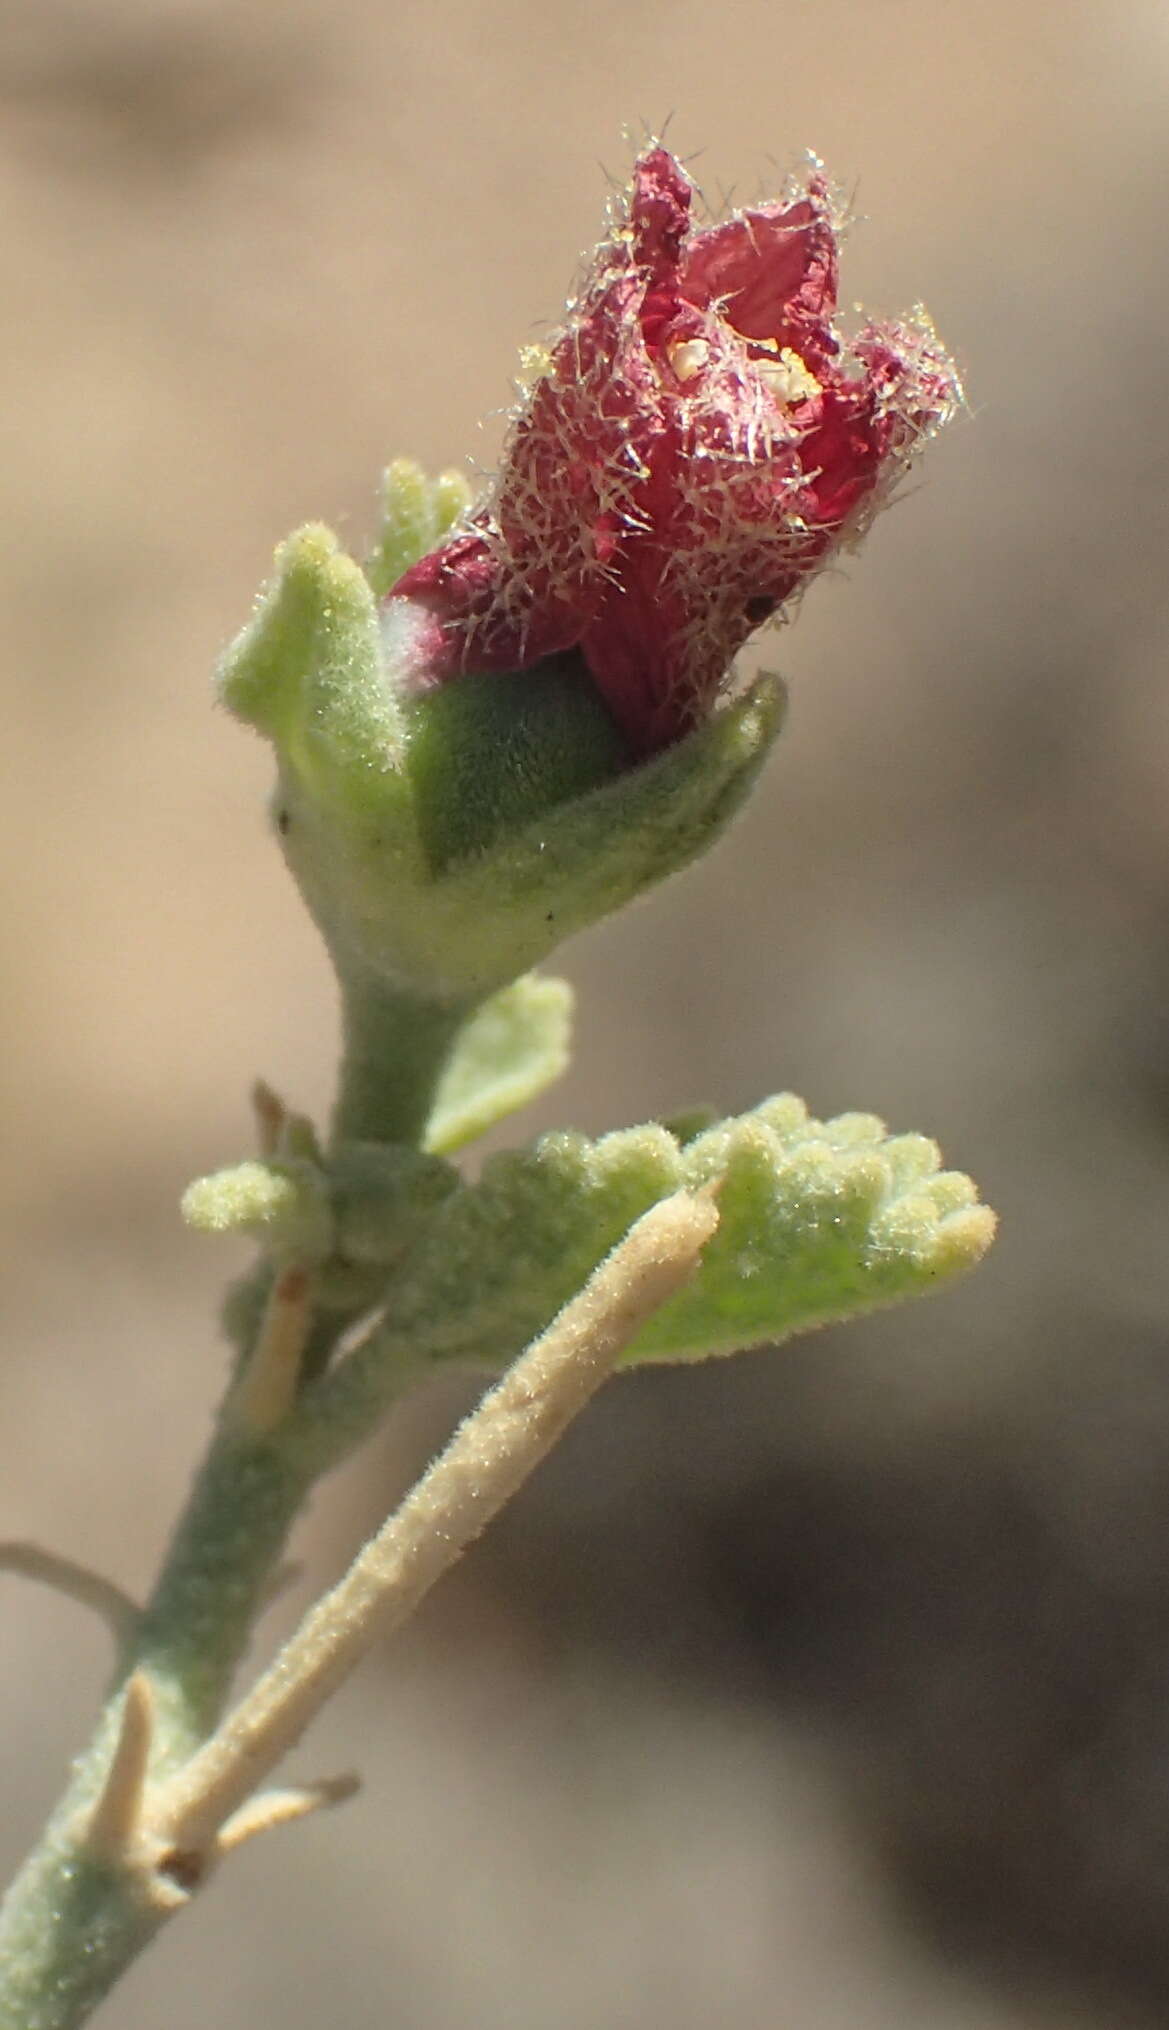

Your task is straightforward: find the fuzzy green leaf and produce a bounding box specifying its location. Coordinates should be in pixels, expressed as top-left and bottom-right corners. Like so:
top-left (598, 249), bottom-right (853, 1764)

top-left (424, 974), bottom-right (575, 1154)
top-left (181, 1159), bottom-right (332, 1259)
top-left (632, 1100), bottom-right (994, 1361)
top-left (183, 1142), bottom-right (459, 1310)
top-left (374, 1094), bottom-right (995, 1369)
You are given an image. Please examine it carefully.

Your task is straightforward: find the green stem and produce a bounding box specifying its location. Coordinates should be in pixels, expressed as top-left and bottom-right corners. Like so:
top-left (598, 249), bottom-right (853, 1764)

top-left (131, 1432), bottom-right (311, 1760)
top-left (0, 1839), bottom-right (165, 2030)
top-left (0, 977), bottom-right (479, 2025)
top-left (0, 1423), bottom-right (314, 2030)
top-left (332, 965), bottom-right (476, 1147)
top-left (0, 1342), bottom-right (429, 2023)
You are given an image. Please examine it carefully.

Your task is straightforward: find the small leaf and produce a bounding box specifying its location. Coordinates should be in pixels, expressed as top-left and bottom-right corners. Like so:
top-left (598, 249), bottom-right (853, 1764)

top-left (185, 1144), bottom-right (459, 1314)
top-left (181, 1160), bottom-right (332, 1259)
top-left (374, 1094), bottom-right (995, 1370)
top-left (424, 975), bottom-right (575, 1154)
top-left (383, 1125), bottom-right (684, 1359)
top-left (631, 1113), bottom-right (994, 1361)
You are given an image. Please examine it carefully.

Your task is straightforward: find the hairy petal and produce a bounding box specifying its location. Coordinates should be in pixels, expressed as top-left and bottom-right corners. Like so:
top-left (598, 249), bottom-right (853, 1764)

top-left (677, 172), bottom-right (841, 364)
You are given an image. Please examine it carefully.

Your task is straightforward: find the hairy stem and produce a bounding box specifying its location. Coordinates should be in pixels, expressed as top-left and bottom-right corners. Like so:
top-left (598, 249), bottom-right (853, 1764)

top-left (332, 965), bottom-right (477, 1146)
top-left (0, 1190), bottom-right (715, 2030)
top-left (0, 1425), bottom-right (315, 2030)
top-left (131, 1431), bottom-right (313, 1757)
top-left (0, 957), bottom-right (461, 2029)
top-left (152, 1189), bottom-right (716, 1852)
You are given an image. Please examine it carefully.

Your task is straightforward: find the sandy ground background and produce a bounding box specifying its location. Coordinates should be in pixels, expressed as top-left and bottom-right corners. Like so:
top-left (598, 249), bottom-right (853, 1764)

top-left (2, 1), bottom-right (1169, 2024)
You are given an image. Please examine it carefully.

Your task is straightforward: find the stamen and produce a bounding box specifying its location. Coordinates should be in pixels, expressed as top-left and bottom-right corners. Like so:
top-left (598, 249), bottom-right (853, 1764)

top-left (755, 347), bottom-right (822, 407)
top-left (667, 338), bottom-right (710, 384)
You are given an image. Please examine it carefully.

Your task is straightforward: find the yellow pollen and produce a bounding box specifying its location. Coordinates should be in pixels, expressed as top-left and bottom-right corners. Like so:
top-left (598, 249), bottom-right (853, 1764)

top-left (516, 343), bottom-right (552, 392)
top-left (755, 346), bottom-right (822, 406)
top-left (667, 338), bottom-right (710, 384)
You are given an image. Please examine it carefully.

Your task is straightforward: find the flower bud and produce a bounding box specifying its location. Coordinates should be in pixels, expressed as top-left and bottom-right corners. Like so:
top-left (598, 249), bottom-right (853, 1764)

top-left (219, 520), bottom-right (781, 1005)
top-left (220, 145), bottom-right (958, 1009)
top-left (390, 146), bottom-right (961, 755)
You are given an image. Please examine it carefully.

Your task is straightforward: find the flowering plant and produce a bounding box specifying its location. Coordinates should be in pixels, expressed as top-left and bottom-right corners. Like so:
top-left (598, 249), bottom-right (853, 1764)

top-left (0, 145), bottom-right (990, 2030)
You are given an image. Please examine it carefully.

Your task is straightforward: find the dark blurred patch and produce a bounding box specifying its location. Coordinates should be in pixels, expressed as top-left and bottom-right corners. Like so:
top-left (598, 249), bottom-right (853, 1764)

top-left (0, 8), bottom-right (328, 175)
top-left (446, 1312), bottom-right (1169, 2020)
top-left (695, 1329), bottom-right (1169, 2016)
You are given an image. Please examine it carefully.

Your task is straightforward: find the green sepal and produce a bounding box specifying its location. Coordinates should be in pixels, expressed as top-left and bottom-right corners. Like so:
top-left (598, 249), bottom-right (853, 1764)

top-left (376, 1094), bottom-right (996, 1368)
top-left (365, 459), bottom-right (473, 599)
top-left (219, 515), bottom-right (786, 1009)
top-left (406, 656), bottom-right (631, 873)
top-left (424, 974), bottom-right (574, 1154)
top-left (290, 649), bottom-right (783, 1006)
top-left (369, 668), bottom-right (784, 1000)
top-left (217, 524), bottom-right (407, 815)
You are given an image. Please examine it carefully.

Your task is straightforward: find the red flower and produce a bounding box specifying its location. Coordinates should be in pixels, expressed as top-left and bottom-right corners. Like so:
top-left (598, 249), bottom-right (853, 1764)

top-left (388, 147), bottom-right (961, 756)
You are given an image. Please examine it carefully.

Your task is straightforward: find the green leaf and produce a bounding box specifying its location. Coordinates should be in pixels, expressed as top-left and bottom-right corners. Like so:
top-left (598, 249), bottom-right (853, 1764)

top-left (378, 1123), bottom-right (684, 1360)
top-left (632, 1100), bottom-right (995, 1361)
top-left (181, 1159), bottom-right (332, 1259)
top-left (375, 1093), bottom-right (995, 1369)
top-left (183, 1143), bottom-right (459, 1308)
top-left (424, 974), bottom-right (575, 1154)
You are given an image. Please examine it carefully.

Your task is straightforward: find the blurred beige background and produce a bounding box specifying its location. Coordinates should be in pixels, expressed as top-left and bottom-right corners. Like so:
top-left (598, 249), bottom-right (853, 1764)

top-left (3, 0), bottom-right (1169, 2024)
